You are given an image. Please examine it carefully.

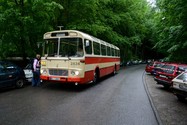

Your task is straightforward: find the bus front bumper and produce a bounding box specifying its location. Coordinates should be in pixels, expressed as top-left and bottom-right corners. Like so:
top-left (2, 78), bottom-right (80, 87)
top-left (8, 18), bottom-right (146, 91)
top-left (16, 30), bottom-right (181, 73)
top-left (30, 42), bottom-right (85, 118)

top-left (40, 75), bottom-right (83, 83)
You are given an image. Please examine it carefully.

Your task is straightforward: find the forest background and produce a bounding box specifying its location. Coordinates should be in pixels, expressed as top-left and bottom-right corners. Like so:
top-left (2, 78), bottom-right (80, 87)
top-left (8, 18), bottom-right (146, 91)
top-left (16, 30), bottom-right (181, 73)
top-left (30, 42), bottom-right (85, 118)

top-left (0, 0), bottom-right (187, 65)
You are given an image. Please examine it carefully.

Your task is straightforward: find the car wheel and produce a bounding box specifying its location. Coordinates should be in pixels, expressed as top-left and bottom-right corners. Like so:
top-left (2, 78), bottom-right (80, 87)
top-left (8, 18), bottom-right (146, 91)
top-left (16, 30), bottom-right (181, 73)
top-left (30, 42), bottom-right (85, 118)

top-left (176, 94), bottom-right (186, 102)
top-left (16, 79), bottom-right (24, 88)
top-left (163, 85), bottom-right (170, 89)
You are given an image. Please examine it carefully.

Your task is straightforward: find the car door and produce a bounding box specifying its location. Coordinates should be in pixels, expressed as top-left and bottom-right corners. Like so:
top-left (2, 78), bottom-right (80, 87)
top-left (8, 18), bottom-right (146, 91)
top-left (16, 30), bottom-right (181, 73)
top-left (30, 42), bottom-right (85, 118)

top-left (0, 65), bottom-right (6, 87)
top-left (0, 65), bottom-right (13, 87)
top-left (0, 63), bottom-right (17, 87)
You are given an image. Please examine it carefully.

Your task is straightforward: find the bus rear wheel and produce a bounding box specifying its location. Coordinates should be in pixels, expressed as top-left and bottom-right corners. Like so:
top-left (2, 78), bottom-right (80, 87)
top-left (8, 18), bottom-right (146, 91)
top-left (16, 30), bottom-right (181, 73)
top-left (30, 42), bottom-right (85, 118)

top-left (93, 72), bottom-right (98, 84)
top-left (112, 65), bottom-right (117, 75)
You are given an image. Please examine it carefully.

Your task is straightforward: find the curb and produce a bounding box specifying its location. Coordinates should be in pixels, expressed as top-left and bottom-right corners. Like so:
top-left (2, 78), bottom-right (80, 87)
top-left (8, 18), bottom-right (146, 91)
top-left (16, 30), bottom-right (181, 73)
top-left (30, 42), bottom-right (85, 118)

top-left (142, 71), bottom-right (163, 125)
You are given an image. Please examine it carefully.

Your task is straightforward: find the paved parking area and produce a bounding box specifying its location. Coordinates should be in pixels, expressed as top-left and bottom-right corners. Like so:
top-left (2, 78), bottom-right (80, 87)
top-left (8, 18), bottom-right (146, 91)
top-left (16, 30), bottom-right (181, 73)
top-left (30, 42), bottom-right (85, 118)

top-left (144, 73), bottom-right (187, 125)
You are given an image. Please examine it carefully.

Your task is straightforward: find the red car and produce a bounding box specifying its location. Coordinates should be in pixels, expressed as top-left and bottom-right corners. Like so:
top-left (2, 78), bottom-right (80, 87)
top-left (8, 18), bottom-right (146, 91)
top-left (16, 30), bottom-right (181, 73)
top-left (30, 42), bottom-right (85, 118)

top-left (151, 62), bottom-right (165, 76)
top-left (145, 61), bottom-right (162, 74)
top-left (154, 63), bottom-right (187, 89)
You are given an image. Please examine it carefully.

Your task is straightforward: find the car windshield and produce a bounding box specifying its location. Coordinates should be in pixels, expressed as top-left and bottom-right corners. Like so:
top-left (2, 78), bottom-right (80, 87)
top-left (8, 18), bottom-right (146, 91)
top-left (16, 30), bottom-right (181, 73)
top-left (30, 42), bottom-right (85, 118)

top-left (25, 64), bottom-right (32, 69)
top-left (0, 61), bottom-right (15, 68)
top-left (147, 62), bottom-right (153, 66)
top-left (155, 63), bottom-right (164, 68)
top-left (156, 63), bottom-right (164, 68)
top-left (176, 72), bottom-right (187, 81)
top-left (162, 65), bottom-right (176, 74)
top-left (44, 38), bottom-right (83, 57)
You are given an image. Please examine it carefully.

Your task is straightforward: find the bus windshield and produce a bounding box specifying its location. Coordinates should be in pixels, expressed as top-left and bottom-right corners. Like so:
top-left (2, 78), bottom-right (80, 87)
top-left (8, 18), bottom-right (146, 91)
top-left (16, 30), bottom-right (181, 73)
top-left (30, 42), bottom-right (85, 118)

top-left (45, 38), bottom-right (83, 57)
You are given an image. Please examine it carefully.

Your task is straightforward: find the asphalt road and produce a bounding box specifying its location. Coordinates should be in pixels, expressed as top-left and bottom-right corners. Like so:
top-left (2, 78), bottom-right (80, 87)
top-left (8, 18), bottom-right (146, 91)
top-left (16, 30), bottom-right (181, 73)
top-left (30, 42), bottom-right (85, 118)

top-left (0, 65), bottom-right (159, 125)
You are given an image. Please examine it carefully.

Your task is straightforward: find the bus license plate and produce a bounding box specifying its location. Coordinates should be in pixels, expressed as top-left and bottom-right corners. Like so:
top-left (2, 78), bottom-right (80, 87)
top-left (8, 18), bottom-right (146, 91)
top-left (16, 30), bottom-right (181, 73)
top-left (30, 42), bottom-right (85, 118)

top-left (50, 77), bottom-right (60, 81)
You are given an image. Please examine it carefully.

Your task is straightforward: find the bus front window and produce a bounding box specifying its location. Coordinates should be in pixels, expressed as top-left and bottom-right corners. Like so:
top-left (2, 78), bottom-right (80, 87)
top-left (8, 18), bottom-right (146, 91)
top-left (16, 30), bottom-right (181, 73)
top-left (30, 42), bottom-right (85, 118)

top-left (44, 38), bottom-right (83, 57)
top-left (59, 38), bottom-right (83, 57)
top-left (45, 38), bottom-right (58, 57)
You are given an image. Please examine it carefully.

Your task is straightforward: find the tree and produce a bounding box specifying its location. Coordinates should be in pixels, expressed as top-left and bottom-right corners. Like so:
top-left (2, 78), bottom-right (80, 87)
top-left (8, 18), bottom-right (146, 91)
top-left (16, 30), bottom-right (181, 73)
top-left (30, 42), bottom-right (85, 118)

top-left (56, 0), bottom-right (151, 61)
top-left (0, 0), bottom-right (163, 63)
top-left (152, 0), bottom-right (187, 63)
top-left (0, 0), bottom-right (63, 59)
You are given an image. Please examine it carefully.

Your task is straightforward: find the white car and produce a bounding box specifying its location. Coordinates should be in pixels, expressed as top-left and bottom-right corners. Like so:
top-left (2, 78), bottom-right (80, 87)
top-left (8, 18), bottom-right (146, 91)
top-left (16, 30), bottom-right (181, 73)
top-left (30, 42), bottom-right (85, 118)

top-left (172, 71), bottom-right (187, 101)
top-left (23, 64), bottom-right (33, 82)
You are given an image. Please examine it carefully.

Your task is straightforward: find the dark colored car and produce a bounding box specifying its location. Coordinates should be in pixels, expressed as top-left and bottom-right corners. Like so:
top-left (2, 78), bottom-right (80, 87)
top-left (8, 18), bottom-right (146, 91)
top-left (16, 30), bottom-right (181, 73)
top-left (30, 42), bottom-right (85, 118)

top-left (154, 63), bottom-right (187, 89)
top-left (0, 61), bottom-right (26, 88)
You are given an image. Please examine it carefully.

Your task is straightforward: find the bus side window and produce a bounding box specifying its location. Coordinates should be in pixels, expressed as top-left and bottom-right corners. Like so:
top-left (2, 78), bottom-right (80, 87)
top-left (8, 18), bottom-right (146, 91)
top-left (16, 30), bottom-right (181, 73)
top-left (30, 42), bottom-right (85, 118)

top-left (93, 42), bottom-right (100, 55)
top-left (84, 39), bottom-right (92, 55)
top-left (114, 49), bottom-right (117, 57)
top-left (107, 46), bottom-right (111, 56)
top-left (112, 48), bottom-right (115, 56)
top-left (113, 48), bottom-right (116, 56)
top-left (101, 44), bottom-right (107, 56)
top-left (117, 50), bottom-right (120, 57)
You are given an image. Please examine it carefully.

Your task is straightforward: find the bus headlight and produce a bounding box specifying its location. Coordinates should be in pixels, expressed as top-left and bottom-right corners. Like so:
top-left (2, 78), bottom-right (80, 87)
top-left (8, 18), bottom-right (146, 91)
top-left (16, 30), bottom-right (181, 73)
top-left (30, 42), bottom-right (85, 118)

top-left (41, 61), bottom-right (46, 66)
top-left (41, 69), bottom-right (47, 75)
top-left (71, 70), bottom-right (80, 76)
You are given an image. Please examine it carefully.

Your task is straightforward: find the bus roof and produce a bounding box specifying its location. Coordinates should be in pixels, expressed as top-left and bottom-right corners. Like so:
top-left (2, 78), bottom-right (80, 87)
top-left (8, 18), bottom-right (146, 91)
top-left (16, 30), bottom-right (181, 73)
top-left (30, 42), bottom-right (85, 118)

top-left (44, 30), bottom-right (120, 50)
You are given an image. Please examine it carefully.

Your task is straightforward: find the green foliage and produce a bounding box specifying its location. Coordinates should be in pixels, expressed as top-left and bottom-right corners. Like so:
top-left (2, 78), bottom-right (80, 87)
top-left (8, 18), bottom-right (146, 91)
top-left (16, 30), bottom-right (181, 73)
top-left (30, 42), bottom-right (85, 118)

top-left (0, 0), bottom-right (63, 59)
top-left (58, 0), bottom-right (151, 60)
top-left (152, 0), bottom-right (187, 63)
top-left (0, 0), bottom-right (167, 62)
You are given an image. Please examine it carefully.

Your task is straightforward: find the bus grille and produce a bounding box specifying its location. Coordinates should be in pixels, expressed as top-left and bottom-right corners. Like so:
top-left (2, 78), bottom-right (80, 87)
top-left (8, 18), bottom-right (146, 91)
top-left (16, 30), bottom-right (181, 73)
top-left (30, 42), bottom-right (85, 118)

top-left (49, 69), bottom-right (68, 76)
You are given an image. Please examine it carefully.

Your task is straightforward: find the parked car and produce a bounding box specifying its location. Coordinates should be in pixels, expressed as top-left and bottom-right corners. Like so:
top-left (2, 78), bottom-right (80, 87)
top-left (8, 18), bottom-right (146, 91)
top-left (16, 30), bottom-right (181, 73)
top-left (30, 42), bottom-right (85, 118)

top-left (0, 60), bottom-right (26, 88)
top-left (132, 60), bottom-right (139, 65)
top-left (145, 61), bottom-right (162, 74)
top-left (23, 63), bottom-right (33, 82)
top-left (126, 61), bottom-right (133, 66)
top-left (154, 63), bottom-right (187, 89)
top-left (172, 71), bottom-right (187, 101)
top-left (151, 62), bottom-right (165, 76)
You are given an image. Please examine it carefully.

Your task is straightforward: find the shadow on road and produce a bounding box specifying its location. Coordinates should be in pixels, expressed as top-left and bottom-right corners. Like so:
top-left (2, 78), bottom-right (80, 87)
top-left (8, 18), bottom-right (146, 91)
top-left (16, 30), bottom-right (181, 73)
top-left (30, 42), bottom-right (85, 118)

top-left (40, 73), bottom-right (116, 92)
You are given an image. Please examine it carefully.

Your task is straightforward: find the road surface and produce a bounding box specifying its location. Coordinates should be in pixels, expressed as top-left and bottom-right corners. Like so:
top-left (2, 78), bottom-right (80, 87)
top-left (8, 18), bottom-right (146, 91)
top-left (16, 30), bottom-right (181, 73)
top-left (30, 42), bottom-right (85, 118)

top-left (0, 65), bottom-right (159, 125)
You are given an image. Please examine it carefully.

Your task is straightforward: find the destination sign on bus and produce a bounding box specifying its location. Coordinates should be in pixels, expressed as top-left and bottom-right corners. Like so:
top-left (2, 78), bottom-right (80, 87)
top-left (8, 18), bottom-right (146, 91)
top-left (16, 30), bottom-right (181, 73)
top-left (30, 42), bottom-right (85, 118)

top-left (56, 33), bottom-right (67, 37)
top-left (51, 32), bottom-right (68, 37)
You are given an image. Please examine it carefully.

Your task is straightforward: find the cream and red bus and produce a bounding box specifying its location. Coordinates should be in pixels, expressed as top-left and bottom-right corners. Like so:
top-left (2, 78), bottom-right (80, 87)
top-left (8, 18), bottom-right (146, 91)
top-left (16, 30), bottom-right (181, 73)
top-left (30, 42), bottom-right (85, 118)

top-left (40, 30), bottom-right (120, 85)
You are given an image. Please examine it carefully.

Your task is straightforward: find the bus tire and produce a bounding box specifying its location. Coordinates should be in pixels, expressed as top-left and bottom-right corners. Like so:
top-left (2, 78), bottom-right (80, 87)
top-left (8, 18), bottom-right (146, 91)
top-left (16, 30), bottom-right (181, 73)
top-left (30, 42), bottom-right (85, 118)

top-left (93, 71), bottom-right (98, 84)
top-left (112, 65), bottom-right (117, 76)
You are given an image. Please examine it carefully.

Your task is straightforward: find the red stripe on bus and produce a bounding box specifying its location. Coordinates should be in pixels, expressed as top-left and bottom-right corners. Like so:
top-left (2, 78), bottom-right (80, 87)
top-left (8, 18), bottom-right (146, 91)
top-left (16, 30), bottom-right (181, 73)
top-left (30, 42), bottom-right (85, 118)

top-left (85, 57), bottom-right (120, 64)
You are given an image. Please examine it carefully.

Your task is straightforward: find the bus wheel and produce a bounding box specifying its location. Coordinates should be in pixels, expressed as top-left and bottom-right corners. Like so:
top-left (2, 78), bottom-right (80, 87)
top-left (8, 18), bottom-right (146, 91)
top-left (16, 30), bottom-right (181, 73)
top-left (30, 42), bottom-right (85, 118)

top-left (112, 65), bottom-right (117, 75)
top-left (93, 72), bottom-right (98, 84)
